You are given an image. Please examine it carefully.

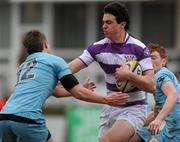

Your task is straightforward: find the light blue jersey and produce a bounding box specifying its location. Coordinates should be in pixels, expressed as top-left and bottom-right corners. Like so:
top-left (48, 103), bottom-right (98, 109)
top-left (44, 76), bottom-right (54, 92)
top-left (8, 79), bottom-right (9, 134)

top-left (155, 67), bottom-right (180, 113)
top-left (137, 67), bottom-right (180, 142)
top-left (0, 52), bottom-right (71, 123)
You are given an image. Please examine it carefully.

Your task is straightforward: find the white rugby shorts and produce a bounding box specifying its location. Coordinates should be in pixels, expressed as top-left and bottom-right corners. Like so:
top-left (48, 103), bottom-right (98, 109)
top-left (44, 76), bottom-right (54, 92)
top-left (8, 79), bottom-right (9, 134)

top-left (98, 104), bottom-right (147, 139)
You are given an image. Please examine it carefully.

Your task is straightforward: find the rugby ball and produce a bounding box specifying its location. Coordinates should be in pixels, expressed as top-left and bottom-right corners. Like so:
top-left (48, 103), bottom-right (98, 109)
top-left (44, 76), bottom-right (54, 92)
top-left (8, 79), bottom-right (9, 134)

top-left (116, 60), bottom-right (142, 92)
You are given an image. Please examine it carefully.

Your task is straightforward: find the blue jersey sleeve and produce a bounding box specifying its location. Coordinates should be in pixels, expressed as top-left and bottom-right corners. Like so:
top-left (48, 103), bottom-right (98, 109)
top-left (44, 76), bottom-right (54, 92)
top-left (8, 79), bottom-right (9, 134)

top-left (50, 55), bottom-right (72, 79)
top-left (157, 73), bottom-right (171, 89)
top-left (57, 58), bottom-right (72, 79)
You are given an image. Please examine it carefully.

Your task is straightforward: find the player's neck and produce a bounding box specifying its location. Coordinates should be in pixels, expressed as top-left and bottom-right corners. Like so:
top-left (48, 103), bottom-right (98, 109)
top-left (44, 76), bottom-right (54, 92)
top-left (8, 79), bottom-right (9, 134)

top-left (110, 31), bottom-right (126, 43)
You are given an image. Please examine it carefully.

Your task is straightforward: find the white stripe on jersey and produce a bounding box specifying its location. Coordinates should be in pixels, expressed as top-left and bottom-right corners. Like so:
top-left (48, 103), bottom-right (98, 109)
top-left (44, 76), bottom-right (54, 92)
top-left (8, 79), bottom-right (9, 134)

top-left (95, 53), bottom-right (136, 65)
top-left (79, 50), bottom-right (94, 65)
top-left (139, 57), bottom-right (153, 72)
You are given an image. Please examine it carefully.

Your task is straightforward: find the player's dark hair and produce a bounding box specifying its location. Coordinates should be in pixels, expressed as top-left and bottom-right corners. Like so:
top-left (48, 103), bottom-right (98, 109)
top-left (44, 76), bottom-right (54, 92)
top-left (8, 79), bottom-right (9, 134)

top-left (23, 30), bottom-right (47, 55)
top-left (104, 2), bottom-right (130, 30)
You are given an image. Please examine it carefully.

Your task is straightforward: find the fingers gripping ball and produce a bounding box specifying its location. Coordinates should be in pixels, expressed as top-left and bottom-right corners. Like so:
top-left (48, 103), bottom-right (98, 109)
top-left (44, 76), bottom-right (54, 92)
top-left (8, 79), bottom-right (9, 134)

top-left (116, 60), bottom-right (142, 92)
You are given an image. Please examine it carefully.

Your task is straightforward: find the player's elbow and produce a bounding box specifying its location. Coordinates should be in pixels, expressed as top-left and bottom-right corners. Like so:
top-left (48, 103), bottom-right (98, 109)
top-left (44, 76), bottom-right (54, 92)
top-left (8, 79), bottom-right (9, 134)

top-left (52, 90), bottom-right (62, 98)
top-left (150, 85), bottom-right (156, 93)
top-left (174, 94), bottom-right (179, 102)
top-left (52, 93), bottom-right (68, 98)
top-left (53, 94), bottom-right (61, 98)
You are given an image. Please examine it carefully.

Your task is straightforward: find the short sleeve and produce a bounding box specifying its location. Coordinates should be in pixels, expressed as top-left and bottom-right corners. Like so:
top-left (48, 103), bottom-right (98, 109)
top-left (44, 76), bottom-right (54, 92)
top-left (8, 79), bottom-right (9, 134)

top-left (51, 56), bottom-right (72, 79)
top-left (79, 45), bottom-right (95, 66)
top-left (138, 47), bottom-right (153, 72)
top-left (156, 74), bottom-right (171, 88)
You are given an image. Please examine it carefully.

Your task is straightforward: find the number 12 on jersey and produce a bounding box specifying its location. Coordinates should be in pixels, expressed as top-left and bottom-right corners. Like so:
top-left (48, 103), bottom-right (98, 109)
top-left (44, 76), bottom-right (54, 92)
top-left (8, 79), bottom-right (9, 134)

top-left (17, 60), bottom-right (37, 83)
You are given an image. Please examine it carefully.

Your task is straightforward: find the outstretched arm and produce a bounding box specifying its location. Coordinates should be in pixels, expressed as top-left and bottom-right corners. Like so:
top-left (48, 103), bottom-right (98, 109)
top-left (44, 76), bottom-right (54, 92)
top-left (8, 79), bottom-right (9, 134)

top-left (53, 82), bottom-right (130, 106)
top-left (53, 74), bottom-right (129, 106)
top-left (69, 84), bottom-right (129, 106)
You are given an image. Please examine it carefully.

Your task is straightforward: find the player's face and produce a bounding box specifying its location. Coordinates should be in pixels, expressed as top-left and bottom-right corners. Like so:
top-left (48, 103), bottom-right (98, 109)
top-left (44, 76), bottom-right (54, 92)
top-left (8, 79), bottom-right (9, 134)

top-left (151, 51), bottom-right (166, 72)
top-left (102, 13), bottom-right (122, 40)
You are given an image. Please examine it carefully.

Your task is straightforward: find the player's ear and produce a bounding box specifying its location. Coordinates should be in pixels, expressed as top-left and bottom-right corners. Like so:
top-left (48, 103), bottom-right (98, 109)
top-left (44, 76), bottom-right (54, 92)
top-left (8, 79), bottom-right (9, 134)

top-left (120, 21), bottom-right (126, 29)
top-left (162, 58), bottom-right (167, 67)
top-left (44, 41), bottom-right (48, 49)
top-left (43, 41), bottom-right (51, 53)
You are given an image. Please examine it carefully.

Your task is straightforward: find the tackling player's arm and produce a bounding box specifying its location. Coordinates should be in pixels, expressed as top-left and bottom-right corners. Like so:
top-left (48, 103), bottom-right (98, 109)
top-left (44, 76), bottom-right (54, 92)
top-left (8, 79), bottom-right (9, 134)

top-left (55, 74), bottom-right (129, 106)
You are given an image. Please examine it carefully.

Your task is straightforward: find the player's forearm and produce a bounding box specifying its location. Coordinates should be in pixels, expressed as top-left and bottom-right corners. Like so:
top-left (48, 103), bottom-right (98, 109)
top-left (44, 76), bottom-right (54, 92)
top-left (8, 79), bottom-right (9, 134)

top-left (156, 94), bottom-right (178, 121)
top-left (145, 111), bottom-right (156, 125)
top-left (128, 73), bottom-right (156, 93)
top-left (70, 85), bottom-right (129, 106)
top-left (70, 85), bottom-right (107, 104)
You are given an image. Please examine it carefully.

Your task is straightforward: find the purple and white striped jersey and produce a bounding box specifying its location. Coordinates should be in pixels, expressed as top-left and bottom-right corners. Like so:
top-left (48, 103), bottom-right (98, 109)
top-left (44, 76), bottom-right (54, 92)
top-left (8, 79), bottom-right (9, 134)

top-left (79, 33), bottom-right (153, 102)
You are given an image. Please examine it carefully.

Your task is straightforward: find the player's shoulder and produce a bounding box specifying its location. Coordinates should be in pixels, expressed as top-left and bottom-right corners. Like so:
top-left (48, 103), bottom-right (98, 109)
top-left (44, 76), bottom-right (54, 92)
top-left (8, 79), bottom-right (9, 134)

top-left (157, 67), bottom-right (171, 75)
top-left (156, 67), bottom-right (172, 80)
top-left (36, 53), bottom-right (66, 65)
top-left (127, 34), bottom-right (146, 48)
top-left (42, 52), bottom-right (63, 60)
